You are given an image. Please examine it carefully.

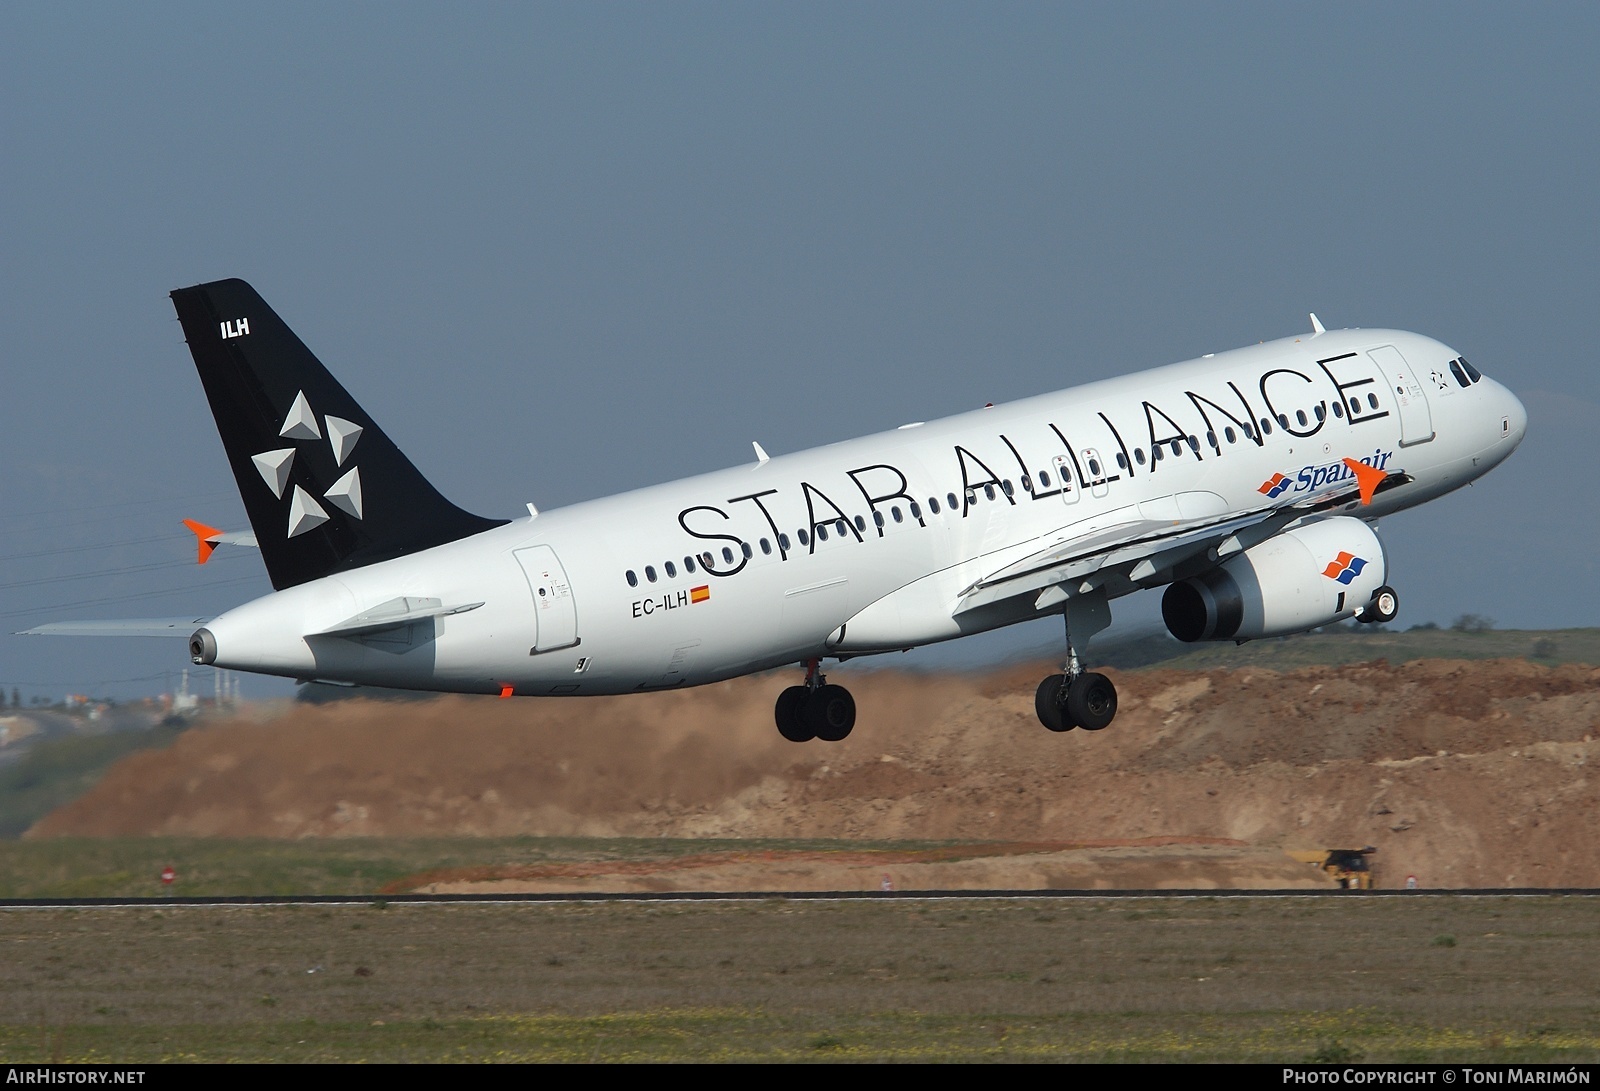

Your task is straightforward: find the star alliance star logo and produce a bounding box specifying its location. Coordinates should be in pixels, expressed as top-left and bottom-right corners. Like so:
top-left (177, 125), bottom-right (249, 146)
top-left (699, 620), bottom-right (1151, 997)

top-left (251, 390), bottom-right (364, 538)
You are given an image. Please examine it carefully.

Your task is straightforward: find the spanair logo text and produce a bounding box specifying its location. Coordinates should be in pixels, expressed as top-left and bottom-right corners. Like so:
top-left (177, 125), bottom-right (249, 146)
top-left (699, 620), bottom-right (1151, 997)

top-left (1322, 551), bottom-right (1368, 584)
top-left (1259, 449), bottom-right (1394, 502)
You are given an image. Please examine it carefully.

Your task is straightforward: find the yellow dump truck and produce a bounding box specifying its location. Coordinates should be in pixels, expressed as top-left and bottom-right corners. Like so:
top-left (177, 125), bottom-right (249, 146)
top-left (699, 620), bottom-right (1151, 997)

top-left (1287, 846), bottom-right (1378, 889)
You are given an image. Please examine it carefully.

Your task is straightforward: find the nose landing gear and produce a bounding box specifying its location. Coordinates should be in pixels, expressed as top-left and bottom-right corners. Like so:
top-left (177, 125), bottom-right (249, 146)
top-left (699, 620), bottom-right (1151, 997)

top-left (775, 658), bottom-right (856, 742)
top-left (1035, 587), bottom-right (1119, 734)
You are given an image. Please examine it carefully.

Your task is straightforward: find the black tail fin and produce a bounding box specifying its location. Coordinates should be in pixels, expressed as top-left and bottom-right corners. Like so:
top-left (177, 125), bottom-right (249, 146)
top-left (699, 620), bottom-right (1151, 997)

top-left (171, 278), bottom-right (506, 590)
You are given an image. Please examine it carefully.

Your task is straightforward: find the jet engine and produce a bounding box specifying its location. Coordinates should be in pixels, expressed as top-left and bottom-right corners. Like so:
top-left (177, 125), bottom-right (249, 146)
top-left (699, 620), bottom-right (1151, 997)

top-left (1162, 516), bottom-right (1387, 642)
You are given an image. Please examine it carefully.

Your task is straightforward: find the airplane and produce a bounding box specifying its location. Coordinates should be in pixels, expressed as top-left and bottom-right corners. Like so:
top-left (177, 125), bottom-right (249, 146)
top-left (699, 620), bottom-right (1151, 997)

top-left (23, 279), bottom-right (1527, 741)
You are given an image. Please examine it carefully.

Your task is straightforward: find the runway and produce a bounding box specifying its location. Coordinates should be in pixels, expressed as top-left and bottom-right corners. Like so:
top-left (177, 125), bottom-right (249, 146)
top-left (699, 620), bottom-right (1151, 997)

top-left (2, 886), bottom-right (1597, 909)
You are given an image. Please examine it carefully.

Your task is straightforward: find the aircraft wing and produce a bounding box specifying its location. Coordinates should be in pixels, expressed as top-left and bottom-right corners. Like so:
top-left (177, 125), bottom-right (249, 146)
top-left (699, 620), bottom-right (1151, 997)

top-left (17, 618), bottom-right (212, 637)
top-left (954, 467), bottom-right (1410, 616)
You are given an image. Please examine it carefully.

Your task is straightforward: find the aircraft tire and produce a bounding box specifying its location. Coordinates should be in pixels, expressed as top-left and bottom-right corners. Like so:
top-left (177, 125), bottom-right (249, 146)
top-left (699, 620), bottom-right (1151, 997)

top-left (1034, 674), bottom-right (1076, 732)
top-left (1067, 672), bottom-right (1117, 731)
top-left (775, 685), bottom-right (814, 742)
top-left (1360, 585), bottom-right (1400, 624)
top-left (807, 684), bottom-right (856, 742)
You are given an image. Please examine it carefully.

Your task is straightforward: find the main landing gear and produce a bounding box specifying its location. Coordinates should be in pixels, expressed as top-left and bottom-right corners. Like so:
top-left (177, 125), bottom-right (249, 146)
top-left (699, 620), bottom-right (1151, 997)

top-left (775, 658), bottom-right (856, 743)
top-left (1035, 587), bottom-right (1119, 734)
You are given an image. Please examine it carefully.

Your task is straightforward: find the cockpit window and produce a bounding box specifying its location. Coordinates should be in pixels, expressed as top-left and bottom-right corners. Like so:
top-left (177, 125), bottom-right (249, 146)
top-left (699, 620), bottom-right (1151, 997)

top-left (1460, 357), bottom-right (1483, 383)
top-left (1449, 360), bottom-right (1470, 388)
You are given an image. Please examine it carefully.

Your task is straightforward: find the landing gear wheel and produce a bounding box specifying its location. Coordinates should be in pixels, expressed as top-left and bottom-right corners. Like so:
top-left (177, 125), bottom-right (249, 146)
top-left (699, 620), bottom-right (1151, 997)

top-left (1067, 672), bottom-right (1117, 731)
top-left (775, 685), bottom-right (814, 742)
top-left (807, 684), bottom-right (856, 742)
top-left (1034, 674), bottom-right (1077, 732)
top-left (1360, 585), bottom-right (1399, 624)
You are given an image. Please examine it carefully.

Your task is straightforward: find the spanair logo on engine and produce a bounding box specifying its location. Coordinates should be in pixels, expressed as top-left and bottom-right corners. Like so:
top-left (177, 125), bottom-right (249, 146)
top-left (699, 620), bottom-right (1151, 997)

top-left (1259, 449), bottom-right (1394, 502)
top-left (1322, 551), bottom-right (1369, 585)
top-left (250, 390), bottom-right (365, 538)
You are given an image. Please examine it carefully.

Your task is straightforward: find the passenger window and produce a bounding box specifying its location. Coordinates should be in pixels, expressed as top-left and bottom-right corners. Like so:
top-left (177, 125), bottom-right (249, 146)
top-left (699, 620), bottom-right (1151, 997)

top-left (722, 547), bottom-right (734, 563)
top-left (947, 492), bottom-right (958, 510)
top-left (665, 561), bottom-right (677, 578)
top-left (645, 565), bottom-right (657, 583)
top-left (760, 538), bottom-right (772, 555)
top-left (1021, 476), bottom-right (1032, 492)
top-left (1278, 413), bottom-right (1290, 428)
top-left (798, 530), bottom-right (809, 546)
top-left (778, 533), bottom-right (791, 551)
top-left (835, 519), bottom-right (847, 536)
top-left (1038, 470), bottom-right (1050, 487)
top-left (929, 497), bottom-right (941, 514)
top-left (1135, 449), bottom-right (1146, 465)
top-left (817, 524), bottom-right (829, 542)
top-left (1169, 440), bottom-right (1182, 456)
top-left (685, 555), bottom-right (696, 573)
top-left (1205, 432), bottom-right (1217, 448)
top-left (701, 552), bottom-right (714, 568)
top-left (1224, 426), bottom-right (1236, 444)
top-left (892, 507), bottom-right (904, 523)
top-left (1089, 457), bottom-right (1103, 474)
top-left (1315, 404), bottom-right (1326, 421)
top-left (741, 542), bottom-right (753, 559)
top-left (1331, 402), bottom-right (1343, 419)
top-left (626, 570), bottom-right (638, 588)
top-left (909, 501), bottom-right (921, 519)
top-left (874, 511), bottom-right (885, 528)
top-left (851, 515), bottom-right (864, 532)
top-left (1002, 480), bottom-right (1014, 497)
top-left (1296, 410), bottom-right (1308, 426)
top-left (1367, 393), bottom-right (1380, 409)
top-left (1153, 445), bottom-right (1163, 462)
top-left (1116, 452), bottom-right (1128, 469)
top-left (1261, 418), bottom-right (1273, 435)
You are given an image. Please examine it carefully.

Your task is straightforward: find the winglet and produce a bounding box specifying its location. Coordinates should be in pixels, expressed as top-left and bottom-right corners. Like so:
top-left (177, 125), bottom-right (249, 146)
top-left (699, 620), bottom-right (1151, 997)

top-left (183, 519), bottom-right (223, 564)
top-left (1341, 458), bottom-right (1388, 505)
top-left (1310, 312), bottom-right (1326, 335)
top-left (752, 441), bottom-right (770, 464)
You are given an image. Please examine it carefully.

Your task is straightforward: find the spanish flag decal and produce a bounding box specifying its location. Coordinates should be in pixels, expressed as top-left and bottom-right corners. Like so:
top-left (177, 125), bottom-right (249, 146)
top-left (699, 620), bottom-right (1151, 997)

top-left (690, 585), bottom-right (710, 604)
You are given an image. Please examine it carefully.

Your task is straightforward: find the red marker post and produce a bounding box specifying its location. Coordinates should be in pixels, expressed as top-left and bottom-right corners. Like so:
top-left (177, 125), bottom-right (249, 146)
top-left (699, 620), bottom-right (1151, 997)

top-left (160, 865), bottom-right (176, 887)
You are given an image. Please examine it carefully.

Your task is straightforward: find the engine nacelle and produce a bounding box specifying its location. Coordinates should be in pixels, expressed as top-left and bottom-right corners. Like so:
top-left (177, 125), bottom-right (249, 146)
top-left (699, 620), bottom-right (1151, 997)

top-left (1162, 516), bottom-right (1387, 642)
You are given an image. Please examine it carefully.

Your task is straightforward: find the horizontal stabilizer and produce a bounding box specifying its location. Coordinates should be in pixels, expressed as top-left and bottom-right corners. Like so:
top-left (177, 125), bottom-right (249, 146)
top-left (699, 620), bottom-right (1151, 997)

top-left (183, 518), bottom-right (259, 564)
top-left (17, 617), bottom-right (212, 638)
top-left (313, 596), bottom-right (484, 638)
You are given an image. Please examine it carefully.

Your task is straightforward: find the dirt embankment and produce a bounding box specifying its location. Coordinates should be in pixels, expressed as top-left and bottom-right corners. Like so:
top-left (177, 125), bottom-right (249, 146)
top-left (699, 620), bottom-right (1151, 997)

top-left (29, 658), bottom-right (1600, 889)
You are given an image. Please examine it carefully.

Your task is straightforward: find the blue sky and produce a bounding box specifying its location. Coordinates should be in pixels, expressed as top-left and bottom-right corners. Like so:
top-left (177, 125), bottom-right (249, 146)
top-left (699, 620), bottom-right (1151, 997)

top-left (2, 4), bottom-right (1594, 699)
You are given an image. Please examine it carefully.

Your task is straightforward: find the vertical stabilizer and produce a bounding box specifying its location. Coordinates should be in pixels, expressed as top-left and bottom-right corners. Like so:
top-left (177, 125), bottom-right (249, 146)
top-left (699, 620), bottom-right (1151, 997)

top-left (171, 278), bottom-right (506, 590)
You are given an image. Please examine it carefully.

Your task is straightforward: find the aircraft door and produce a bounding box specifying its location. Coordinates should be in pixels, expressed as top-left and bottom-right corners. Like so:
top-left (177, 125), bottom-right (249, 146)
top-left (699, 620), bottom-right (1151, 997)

top-left (1367, 345), bottom-right (1435, 447)
top-left (514, 545), bottom-right (579, 652)
top-left (1051, 456), bottom-right (1079, 505)
top-left (1081, 448), bottom-right (1111, 499)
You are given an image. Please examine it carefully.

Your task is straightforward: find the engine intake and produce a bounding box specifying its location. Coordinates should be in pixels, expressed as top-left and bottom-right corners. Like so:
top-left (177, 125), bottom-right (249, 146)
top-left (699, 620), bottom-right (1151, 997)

top-left (1162, 517), bottom-right (1387, 642)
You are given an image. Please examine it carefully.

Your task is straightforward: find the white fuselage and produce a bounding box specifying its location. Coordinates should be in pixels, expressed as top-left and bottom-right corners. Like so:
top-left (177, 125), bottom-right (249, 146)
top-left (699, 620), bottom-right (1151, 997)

top-left (202, 328), bottom-right (1526, 695)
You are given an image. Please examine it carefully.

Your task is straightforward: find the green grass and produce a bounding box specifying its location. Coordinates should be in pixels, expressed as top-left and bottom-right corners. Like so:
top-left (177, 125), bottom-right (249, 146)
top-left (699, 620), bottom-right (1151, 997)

top-left (0, 724), bottom-right (187, 839)
top-left (0, 836), bottom-right (966, 899)
top-left (4, 1009), bottom-right (1597, 1063)
top-left (2, 898), bottom-right (1599, 1062)
top-left (1099, 626), bottom-right (1600, 673)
